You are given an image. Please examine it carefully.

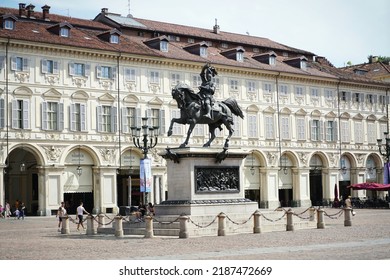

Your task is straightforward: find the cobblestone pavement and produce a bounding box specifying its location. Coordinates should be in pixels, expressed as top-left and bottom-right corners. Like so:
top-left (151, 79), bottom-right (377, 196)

top-left (0, 208), bottom-right (390, 260)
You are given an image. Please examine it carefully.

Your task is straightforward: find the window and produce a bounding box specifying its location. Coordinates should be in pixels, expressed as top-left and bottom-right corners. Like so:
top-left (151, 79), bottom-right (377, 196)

top-left (229, 79), bottom-right (239, 91)
top-left (279, 85), bottom-right (288, 96)
top-left (42, 101), bottom-right (64, 131)
top-left (248, 114), bottom-right (258, 138)
top-left (160, 41), bottom-right (168, 52)
top-left (265, 115), bottom-right (274, 139)
top-left (325, 120), bottom-right (337, 142)
top-left (310, 119), bottom-right (322, 141)
top-left (149, 71), bottom-right (160, 84)
top-left (147, 108), bottom-right (165, 135)
top-left (200, 46), bottom-right (207, 57)
top-left (110, 34), bottom-right (119, 44)
top-left (97, 66), bottom-right (116, 79)
top-left (340, 91), bottom-right (350, 102)
top-left (237, 52), bottom-right (244, 62)
top-left (281, 116), bottom-right (290, 140)
top-left (325, 89), bottom-right (334, 100)
top-left (70, 103), bottom-right (87, 132)
top-left (12, 100), bottom-right (30, 129)
top-left (69, 62), bottom-right (90, 77)
top-left (295, 86), bottom-right (304, 97)
top-left (171, 73), bottom-right (181, 86)
top-left (296, 118), bottom-right (305, 141)
top-left (211, 77), bottom-right (220, 90)
top-left (269, 56), bottom-right (276, 65)
top-left (263, 83), bottom-right (272, 94)
top-left (232, 115), bottom-right (241, 137)
top-left (122, 107), bottom-right (139, 133)
top-left (354, 122), bottom-right (363, 143)
top-left (4, 19), bottom-right (15, 30)
top-left (170, 109), bottom-right (182, 135)
top-left (247, 81), bottom-right (256, 93)
top-left (367, 122), bottom-right (376, 144)
top-left (11, 57), bottom-right (29, 72)
top-left (41, 59), bottom-right (59, 74)
top-left (367, 94), bottom-right (374, 104)
top-left (124, 68), bottom-right (136, 82)
top-left (192, 75), bottom-right (202, 88)
top-left (60, 27), bottom-right (69, 37)
top-left (97, 105), bottom-right (117, 133)
top-left (311, 88), bottom-right (319, 98)
top-left (340, 120), bottom-right (350, 143)
top-left (193, 123), bottom-right (204, 136)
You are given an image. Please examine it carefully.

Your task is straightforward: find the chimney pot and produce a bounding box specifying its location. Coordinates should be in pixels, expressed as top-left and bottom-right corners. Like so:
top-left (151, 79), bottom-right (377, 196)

top-left (42, 5), bottom-right (51, 20)
top-left (102, 8), bottom-right (108, 14)
top-left (26, 4), bottom-right (35, 18)
top-left (18, 3), bottom-right (26, 17)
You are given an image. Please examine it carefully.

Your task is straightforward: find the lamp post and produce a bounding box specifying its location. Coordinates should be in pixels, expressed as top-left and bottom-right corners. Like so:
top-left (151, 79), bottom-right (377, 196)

top-left (377, 132), bottom-right (390, 187)
top-left (131, 116), bottom-right (159, 204)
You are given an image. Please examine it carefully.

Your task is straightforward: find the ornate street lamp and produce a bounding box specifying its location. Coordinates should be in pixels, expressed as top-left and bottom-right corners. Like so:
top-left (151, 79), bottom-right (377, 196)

top-left (131, 117), bottom-right (159, 159)
top-left (131, 116), bottom-right (159, 204)
top-left (76, 145), bottom-right (82, 176)
top-left (250, 151), bottom-right (255, 176)
top-left (377, 132), bottom-right (390, 184)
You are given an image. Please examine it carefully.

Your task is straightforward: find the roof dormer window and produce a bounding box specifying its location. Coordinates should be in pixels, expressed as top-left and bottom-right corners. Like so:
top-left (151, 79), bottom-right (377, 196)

top-left (144, 36), bottom-right (169, 52)
top-left (110, 34), bottom-right (119, 44)
top-left (160, 40), bottom-right (168, 52)
top-left (284, 56), bottom-right (308, 70)
top-left (183, 41), bottom-right (208, 57)
top-left (1, 14), bottom-right (17, 30)
top-left (237, 51), bottom-right (244, 62)
top-left (220, 46), bottom-right (245, 62)
top-left (252, 51), bottom-right (277, 65)
top-left (200, 46), bottom-right (208, 57)
top-left (60, 27), bottom-right (69, 37)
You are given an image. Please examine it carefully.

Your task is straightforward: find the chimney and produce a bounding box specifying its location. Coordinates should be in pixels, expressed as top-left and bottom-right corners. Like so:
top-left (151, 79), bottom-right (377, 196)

top-left (213, 18), bottom-right (220, 34)
top-left (18, 3), bottom-right (26, 17)
top-left (42, 5), bottom-right (50, 20)
top-left (101, 8), bottom-right (108, 14)
top-left (26, 4), bottom-right (35, 18)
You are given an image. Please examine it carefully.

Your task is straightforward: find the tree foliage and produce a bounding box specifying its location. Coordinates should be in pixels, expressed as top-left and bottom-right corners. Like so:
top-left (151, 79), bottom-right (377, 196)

top-left (368, 55), bottom-right (390, 64)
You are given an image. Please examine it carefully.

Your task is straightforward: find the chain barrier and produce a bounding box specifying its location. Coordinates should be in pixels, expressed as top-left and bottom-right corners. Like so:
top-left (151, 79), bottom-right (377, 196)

top-left (188, 215), bottom-right (218, 228)
top-left (224, 212), bottom-right (254, 226)
top-left (261, 211), bottom-right (287, 222)
top-left (151, 216), bottom-right (181, 225)
top-left (323, 208), bottom-right (344, 219)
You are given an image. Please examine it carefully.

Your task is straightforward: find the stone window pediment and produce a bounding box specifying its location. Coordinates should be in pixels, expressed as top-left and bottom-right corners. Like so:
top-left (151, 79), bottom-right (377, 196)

top-left (98, 93), bottom-right (115, 102)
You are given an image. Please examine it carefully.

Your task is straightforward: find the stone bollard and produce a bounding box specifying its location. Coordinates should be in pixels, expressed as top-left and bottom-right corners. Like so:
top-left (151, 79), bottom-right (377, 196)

top-left (217, 213), bottom-right (226, 236)
top-left (144, 215), bottom-right (154, 238)
top-left (253, 210), bottom-right (262, 234)
top-left (61, 216), bottom-right (70, 234)
top-left (309, 207), bottom-right (316, 222)
top-left (86, 215), bottom-right (95, 235)
top-left (286, 209), bottom-right (294, 231)
top-left (344, 207), bottom-right (352, 227)
top-left (114, 216), bottom-right (124, 237)
top-left (98, 214), bottom-right (105, 229)
top-left (317, 209), bottom-right (325, 229)
top-left (179, 215), bottom-right (189, 239)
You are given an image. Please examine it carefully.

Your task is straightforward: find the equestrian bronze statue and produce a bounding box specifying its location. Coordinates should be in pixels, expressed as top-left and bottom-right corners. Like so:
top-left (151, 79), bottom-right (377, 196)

top-left (167, 64), bottom-right (244, 149)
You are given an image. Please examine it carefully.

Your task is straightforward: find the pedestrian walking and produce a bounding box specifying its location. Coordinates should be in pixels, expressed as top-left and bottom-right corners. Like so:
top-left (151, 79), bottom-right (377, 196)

top-left (0, 204), bottom-right (4, 218)
top-left (56, 202), bottom-right (67, 232)
top-left (20, 202), bottom-right (26, 219)
top-left (76, 202), bottom-right (89, 231)
top-left (5, 202), bottom-right (11, 218)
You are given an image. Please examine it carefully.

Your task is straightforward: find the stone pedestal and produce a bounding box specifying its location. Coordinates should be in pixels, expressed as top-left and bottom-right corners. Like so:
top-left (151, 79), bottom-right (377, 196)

top-left (156, 147), bottom-right (257, 221)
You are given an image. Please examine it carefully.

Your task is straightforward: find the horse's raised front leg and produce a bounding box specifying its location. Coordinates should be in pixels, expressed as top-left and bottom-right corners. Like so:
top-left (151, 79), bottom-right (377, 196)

top-left (168, 118), bottom-right (184, 137)
top-left (180, 123), bottom-right (196, 148)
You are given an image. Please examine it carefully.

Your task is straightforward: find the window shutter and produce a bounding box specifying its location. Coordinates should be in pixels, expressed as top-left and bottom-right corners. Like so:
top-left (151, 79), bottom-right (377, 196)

top-left (0, 56), bottom-right (5, 70)
top-left (334, 121), bottom-right (338, 141)
top-left (58, 103), bottom-right (64, 131)
top-left (319, 121), bottom-right (324, 141)
top-left (112, 67), bottom-right (117, 80)
top-left (122, 107), bottom-right (128, 133)
top-left (11, 56), bottom-right (17, 71)
top-left (0, 99), bottom-right (4, 129)
top-left (69, 62), bottom-right (75, 76)
top-left (42, 102), bottom-right (48, 130)
top-left (111, 106), bottom-right (117, 133)
top-left (23, 100), bottom-right (30, 129)
top-left (159, 109), bottom-right (165, 136)
top-left (136, 108), bottom-right (142, 127)
top-left (41, 59), bottom-right (48, 74)
top-left (11, 100), bottom-right (18, 129)
top-left (85, 64), bottom-right (91, 77)
top-left (80, 104), bottom-right (87, 131)
top-left (53, 61), bottom-right (59, 74)
top-left (70, 104), bottom-right (76, 131)
top-left (96, 65), bottom-right (102, 78)
top-left (96, 106), bottom-right (102, 132)
top-left (309, 120), bottom-right (314, 140)
top-left (146, 109), bottom-right (152, 127)
top-left (22, 58), bottom-right (29, 71)
top-left (359, 93), bottom-right (364, 102)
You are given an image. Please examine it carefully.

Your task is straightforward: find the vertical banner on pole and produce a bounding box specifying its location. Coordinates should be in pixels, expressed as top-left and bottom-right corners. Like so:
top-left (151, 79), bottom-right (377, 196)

top-left (384, 162), bottom-right (390, 184)
top-left (140, 158), bottom-right (152, 193)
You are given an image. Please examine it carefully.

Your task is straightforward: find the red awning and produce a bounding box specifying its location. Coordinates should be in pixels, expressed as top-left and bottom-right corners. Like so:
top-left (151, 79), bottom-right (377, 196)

top-left (348, 182), bottom-right (390, 191)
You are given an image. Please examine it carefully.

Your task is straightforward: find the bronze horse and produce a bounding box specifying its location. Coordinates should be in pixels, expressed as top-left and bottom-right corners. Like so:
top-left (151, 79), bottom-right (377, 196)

top-left (167, 83), bottom-right (244, 148)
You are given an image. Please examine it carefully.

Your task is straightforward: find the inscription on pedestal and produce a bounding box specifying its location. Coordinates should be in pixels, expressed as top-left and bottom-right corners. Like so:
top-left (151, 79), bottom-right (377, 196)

top-left (195, 166), bottom-right (239, 193)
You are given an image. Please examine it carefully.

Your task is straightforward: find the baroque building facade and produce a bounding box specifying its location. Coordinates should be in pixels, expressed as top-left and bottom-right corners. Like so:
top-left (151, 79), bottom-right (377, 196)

top-left (0, 4), bottom-right (389, 215)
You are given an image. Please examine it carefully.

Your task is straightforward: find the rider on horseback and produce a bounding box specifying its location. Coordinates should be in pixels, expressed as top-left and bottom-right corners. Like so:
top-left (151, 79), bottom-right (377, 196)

top-left (199, 63), bottom-right (218, 120)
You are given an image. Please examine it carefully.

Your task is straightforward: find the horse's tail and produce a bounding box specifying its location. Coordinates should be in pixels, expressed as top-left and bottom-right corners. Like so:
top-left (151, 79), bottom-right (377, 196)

top-left (222, 97), bottom-right (244, 119)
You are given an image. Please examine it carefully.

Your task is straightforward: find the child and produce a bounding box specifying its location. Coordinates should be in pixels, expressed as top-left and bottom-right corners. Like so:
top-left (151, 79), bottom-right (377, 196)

top-left (14, 208), bottom-right (20, 219)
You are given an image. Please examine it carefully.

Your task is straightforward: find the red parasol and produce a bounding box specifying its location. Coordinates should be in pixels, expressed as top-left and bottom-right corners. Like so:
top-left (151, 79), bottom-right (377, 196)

top-left (347, 182), bottom-right (390, 191)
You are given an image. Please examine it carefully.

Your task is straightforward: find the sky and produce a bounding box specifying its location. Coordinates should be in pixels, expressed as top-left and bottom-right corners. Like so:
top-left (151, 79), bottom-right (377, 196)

top-left (1, 0), bottom-right (389, 67)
